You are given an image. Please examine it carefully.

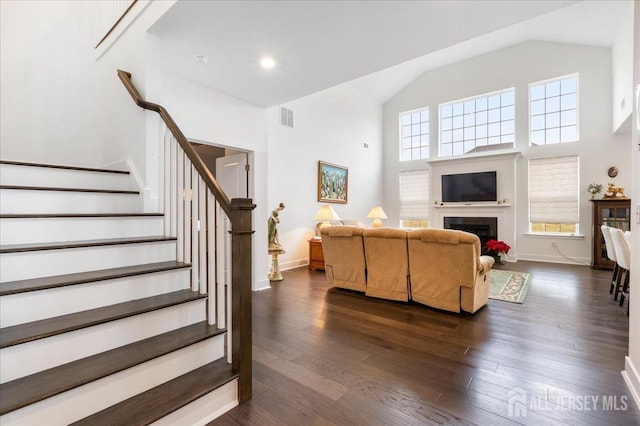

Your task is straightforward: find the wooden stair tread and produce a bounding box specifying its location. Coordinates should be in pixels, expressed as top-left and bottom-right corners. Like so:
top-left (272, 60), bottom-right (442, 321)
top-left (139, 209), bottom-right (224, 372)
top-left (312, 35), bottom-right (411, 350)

top-left (0, 289), bottom-right (206, 348)
top-left (0, 261), bottom-right (191, 296)
top-left (0, 213), bottom-right (163, 218)
top-left (0, 236), bottom-right (177, 254)
top-left (0, 322), bottom-right (225, 415)
top-left (0, 160), bottom-right (130, 175)
top-left (0, 185), bottom-right (138, 194)
top-left (71, 359), bottom-right (237, 426)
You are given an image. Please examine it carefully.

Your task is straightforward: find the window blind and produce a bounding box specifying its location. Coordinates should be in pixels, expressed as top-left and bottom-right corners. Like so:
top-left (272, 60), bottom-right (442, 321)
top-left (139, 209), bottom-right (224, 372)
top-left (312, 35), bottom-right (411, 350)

top-left (399, 170), bottom-right (429, 219)
top-left (529, 156), bottom-right (579, 224)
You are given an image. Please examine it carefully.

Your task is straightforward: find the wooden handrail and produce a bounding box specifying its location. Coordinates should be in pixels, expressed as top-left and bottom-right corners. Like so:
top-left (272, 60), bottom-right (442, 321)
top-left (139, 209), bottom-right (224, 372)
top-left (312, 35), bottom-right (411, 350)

top-left (117, 69), bottom-right (255, 403)
top-left (117, 69), bottom-right (232, 216)
top-left (95, 1), bottom-right (138, 49)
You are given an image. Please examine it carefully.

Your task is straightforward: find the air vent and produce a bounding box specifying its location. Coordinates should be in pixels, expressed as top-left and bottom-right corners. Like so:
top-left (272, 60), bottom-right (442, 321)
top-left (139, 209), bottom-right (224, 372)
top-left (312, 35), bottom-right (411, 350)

top-left (280, 106), bottom-right (293, 128)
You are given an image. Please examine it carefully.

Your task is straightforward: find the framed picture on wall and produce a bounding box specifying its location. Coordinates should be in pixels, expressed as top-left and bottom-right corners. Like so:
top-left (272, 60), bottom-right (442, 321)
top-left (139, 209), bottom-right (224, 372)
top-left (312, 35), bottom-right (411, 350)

top-left (318, 161), bottom-right (348, 204)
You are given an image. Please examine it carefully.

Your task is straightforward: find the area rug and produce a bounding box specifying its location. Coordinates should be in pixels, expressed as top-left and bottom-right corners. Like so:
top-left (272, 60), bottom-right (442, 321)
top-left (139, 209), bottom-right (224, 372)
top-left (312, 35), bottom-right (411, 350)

top-left (489, 270), bottom-right (532, 304)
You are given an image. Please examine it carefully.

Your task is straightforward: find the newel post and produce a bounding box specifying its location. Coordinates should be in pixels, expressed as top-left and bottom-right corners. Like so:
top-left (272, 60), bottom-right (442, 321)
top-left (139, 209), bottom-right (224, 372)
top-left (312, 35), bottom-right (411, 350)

top-left (229, 197), bottom-right (255, 403)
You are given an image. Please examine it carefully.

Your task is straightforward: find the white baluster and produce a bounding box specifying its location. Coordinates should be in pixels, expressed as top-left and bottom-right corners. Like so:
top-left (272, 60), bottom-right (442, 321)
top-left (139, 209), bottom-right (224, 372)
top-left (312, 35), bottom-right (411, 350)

top-left (207, 191), bottom-right (216, 325)
top-left (163, 128), bottom-right (171, 236)
top-left (169, 138), bottom-right (177, 238)
top-left (191, 167), bottom-right (199, 292)
top-left (176, 151), bottom-right (184, 262)
top-left (184, 162), bottom-right (192, 267)
top-left (216, 201), bottom-right (226, 329)
top-left (199, 176), bottom-right (207, 296)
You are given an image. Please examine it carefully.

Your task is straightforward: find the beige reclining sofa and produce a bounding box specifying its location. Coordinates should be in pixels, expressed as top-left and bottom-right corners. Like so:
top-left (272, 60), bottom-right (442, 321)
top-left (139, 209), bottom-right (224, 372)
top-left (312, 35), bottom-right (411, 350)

top-left (364, 228), bottom-right (410, 302)
top-left (320, 226), bottom-right (367, 292)
top-left (408, 229), bottom-right (494, 313)
top-left (320, 226), bottom-right (494, 313)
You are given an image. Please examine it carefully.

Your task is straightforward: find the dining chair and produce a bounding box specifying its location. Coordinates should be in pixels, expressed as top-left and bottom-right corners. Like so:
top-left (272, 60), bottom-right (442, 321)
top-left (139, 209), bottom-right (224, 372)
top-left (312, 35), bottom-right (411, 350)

top-left (610, 227), bottom-right (630, 313)
top-left (624, 230), bottom-right (631, 315)
top-left (600, 225), bottom-right (619, 295)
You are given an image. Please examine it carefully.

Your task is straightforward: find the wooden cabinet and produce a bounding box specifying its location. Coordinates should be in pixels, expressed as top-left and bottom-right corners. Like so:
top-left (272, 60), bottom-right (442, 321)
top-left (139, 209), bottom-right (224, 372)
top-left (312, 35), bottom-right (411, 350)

top-left (590, 199), bottom-right (631, 269)
top-left (308, 238), bottom-right (325, 271)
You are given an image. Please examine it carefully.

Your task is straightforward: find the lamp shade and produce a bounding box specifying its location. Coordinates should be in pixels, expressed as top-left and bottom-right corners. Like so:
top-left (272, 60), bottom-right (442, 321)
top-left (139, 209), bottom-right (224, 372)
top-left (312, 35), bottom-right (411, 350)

top-left (367, 206), bottom-right (388, 219)
top-left (314, 205), bottom-right (340, 236)
top-left (367, 206), bottom-right (387, 228)
top-left (314, 205), bottom-right (340, 221)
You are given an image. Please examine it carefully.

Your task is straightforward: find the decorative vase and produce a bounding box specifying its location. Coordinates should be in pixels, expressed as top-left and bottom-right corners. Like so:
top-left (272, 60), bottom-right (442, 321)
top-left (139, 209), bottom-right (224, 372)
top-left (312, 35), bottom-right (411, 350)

top-left (488, 250), bottom-right (502, 264)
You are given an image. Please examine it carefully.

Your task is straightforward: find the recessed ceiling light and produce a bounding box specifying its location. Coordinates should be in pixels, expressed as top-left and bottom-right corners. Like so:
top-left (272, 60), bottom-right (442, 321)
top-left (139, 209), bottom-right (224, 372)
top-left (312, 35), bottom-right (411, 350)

top-left (194, 55), bottom-right (209, 65)
top-left (260, 56), bottom-right (276, 69)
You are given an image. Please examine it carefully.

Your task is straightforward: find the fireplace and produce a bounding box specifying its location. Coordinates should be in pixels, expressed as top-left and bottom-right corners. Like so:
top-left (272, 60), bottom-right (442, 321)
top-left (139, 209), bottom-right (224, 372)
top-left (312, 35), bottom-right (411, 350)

top-left (444, 216), bottom-right (497, 255)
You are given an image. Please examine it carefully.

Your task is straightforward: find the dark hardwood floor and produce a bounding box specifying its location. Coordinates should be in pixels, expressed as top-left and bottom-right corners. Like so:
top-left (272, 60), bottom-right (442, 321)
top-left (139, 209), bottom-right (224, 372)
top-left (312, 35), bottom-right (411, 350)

top-left (212, 261), bottom-right (639, 425)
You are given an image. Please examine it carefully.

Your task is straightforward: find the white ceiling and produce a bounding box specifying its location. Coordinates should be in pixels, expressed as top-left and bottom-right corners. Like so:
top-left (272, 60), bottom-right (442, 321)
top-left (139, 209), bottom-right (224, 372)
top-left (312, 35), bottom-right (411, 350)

top-left (148, 0), bottom-right (630, 108)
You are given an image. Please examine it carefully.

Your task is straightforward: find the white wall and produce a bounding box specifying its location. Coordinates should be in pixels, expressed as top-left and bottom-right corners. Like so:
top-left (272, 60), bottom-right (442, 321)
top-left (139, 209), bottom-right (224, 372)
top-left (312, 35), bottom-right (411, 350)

top-left (623, 0), bottom-right (640, 410)
top-left (267, 83), bottom-right (383, 270)
top-left (160, 73), bottom-right (269, 291)
top-left (383, 41), bottom-right (631, 265)
top-left (612, 0), bottom-right (635, 133)
top-left (0, 0), bottom-right (173, 174)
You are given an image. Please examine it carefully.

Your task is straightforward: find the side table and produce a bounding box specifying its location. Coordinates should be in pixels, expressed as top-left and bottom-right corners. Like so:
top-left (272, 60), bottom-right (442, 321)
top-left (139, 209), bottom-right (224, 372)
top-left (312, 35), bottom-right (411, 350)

top-left (308, 238), bottom-right (325, 271)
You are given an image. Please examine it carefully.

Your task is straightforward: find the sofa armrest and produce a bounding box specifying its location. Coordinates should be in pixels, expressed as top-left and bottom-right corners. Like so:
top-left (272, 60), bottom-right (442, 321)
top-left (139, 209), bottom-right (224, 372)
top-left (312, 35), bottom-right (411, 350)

top-left (460, 256), bottom-right (494, 313)
top-left (478, 255), bottom-right (495, 274)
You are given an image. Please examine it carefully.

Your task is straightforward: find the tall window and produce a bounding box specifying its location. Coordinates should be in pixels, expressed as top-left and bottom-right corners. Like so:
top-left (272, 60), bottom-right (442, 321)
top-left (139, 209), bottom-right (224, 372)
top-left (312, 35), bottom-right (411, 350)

top-left (529, 156), bottom-right (579, 234)
top-left (439, 88), bottom-right (515, 157)
top-left (400, 108), bottom-right (429, 161)
top-left (399, 170), bottom-right (429, 228)
top-left (529, 74), bottom-right (578, 145)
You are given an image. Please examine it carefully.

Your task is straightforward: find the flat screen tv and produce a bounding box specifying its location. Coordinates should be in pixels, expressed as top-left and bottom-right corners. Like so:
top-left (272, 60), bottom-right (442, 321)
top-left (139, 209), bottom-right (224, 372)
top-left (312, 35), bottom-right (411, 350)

top-left (441, 171), bottom-right (497, 202)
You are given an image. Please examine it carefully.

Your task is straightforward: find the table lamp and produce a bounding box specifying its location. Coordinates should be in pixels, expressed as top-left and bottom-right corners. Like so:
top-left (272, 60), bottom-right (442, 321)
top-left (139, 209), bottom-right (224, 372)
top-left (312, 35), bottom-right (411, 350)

top-left (314, 205), bottom-right (340, 236)
top-left (367, 206), bottom-right (388, 228)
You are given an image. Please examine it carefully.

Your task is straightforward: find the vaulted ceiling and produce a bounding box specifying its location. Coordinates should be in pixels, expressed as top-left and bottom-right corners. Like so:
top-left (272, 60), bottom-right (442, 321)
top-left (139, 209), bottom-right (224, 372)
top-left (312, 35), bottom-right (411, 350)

top-left (149, 0), bottom-right (630, 107)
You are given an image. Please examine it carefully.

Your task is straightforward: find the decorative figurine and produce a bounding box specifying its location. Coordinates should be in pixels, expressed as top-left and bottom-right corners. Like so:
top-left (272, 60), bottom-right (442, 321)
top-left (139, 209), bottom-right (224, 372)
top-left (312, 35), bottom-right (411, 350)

top-left (268, 203), bottom-right (285, 251)
top-left (604, 183), bottom-right (626, 199)
top-left (268, 203), bottom-right (285, 281)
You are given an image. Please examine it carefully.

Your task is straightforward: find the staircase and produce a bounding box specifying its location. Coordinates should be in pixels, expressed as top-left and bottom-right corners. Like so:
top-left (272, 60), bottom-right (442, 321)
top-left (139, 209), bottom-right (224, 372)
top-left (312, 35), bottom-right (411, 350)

top-left (0, 70), bottom-right (254, 424)
top-left (0, 161), bottom-right (243, 422)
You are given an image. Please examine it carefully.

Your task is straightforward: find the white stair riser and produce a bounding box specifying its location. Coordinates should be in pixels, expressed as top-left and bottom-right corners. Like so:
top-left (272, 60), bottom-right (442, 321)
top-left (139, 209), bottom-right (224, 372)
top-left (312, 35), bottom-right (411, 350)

top-left (0, 216), bottom-right (164, 245)
top-left (0, 335), bottom-right (225, 425)
top-left (151, 380), bottom-right (238, 426)
top-left (1, 269), bottom-right (191, 327)
top-left (0, 164), bottom-right (132, 191)
top-left (0, 241), bottom-right (176, 282)
top-left (0, 190), bottom-right (142, 214)
top-left (0, 299), bottom-right (207, 383)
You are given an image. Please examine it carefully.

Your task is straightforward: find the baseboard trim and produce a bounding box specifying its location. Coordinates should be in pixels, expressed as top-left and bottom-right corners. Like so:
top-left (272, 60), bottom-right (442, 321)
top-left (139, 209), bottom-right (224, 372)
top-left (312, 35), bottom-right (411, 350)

top-left (279, 259), bottom-right (308, 271)
top-left (623, 356), bottom-right (640, 411)
top-left (254, 279), bottom-right (271, 292)
top-left (258, 259), bottom-right (317, 290)
top-left (517, 253), bottom-right (590, 266)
